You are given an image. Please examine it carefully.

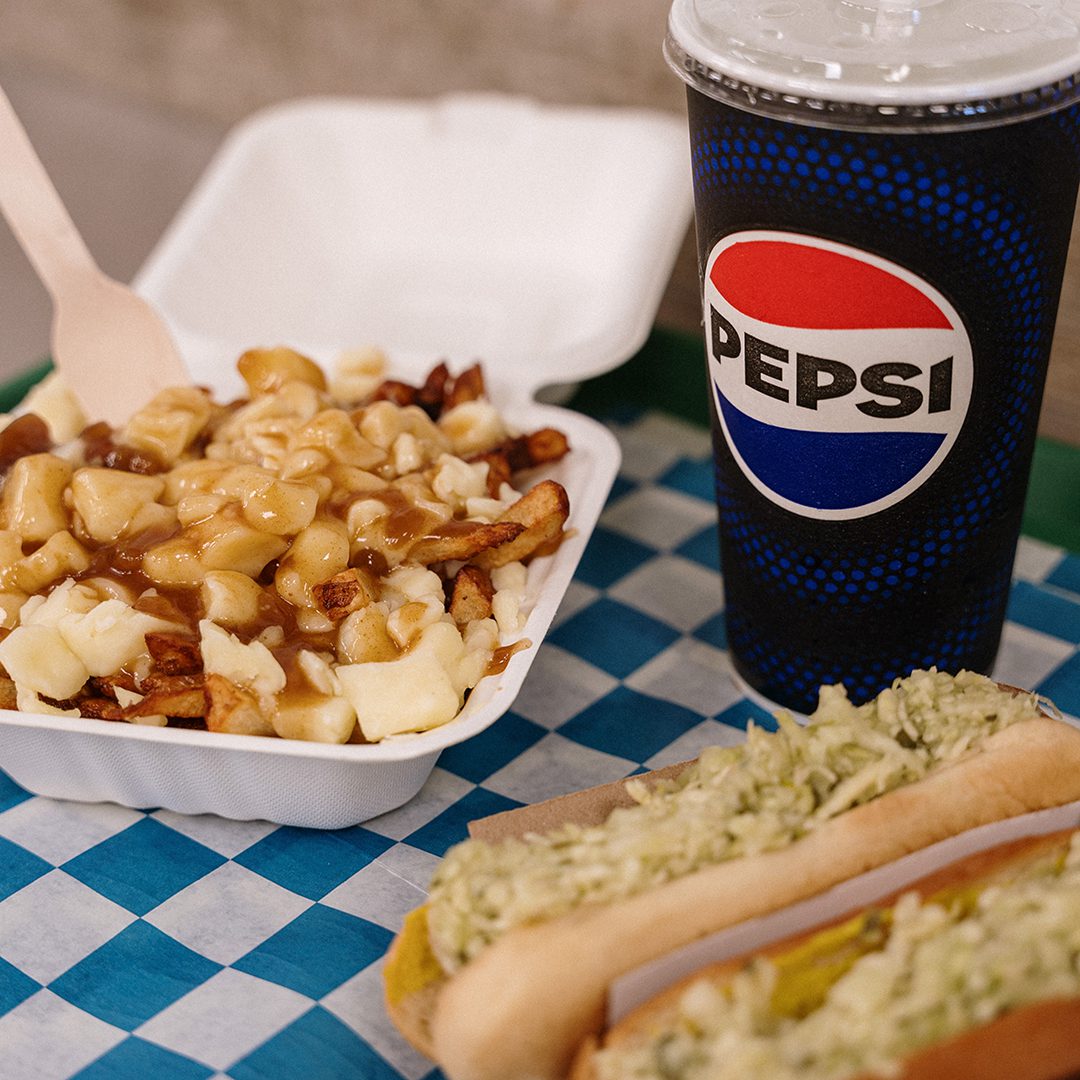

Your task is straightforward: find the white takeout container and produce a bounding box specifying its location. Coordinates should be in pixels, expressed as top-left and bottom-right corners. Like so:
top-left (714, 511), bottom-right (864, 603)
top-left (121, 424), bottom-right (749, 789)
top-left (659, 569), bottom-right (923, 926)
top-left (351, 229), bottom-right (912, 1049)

top-left (0, 95), bottom-right (693, 829)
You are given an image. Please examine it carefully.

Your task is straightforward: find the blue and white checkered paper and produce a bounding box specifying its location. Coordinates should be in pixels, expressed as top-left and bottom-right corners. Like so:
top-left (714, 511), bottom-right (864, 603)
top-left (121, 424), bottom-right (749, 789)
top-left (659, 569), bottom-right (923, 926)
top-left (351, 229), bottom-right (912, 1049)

top-left (1, 410), bottom-right (1078, 1080)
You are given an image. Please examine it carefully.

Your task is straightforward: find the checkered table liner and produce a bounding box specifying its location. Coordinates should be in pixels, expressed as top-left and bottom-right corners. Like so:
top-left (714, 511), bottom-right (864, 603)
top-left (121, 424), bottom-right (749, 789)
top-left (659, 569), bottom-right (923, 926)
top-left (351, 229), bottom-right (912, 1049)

top-left (1, 410), bottom-right (1078, 1080)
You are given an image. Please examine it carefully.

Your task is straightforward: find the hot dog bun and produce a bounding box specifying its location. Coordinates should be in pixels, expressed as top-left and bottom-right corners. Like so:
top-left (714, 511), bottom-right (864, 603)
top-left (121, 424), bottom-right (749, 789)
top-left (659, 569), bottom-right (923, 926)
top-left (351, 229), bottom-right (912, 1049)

top-left (383, 674), bottom-right (1080, 1080)
top-left (570, 830), bottom-right (1080, 1080)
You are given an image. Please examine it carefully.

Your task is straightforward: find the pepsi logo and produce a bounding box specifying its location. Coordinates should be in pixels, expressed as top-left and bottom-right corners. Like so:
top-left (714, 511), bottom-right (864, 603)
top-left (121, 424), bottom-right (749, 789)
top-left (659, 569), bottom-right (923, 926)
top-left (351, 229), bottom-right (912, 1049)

top-left (705, 231), bottom-right (973, 521)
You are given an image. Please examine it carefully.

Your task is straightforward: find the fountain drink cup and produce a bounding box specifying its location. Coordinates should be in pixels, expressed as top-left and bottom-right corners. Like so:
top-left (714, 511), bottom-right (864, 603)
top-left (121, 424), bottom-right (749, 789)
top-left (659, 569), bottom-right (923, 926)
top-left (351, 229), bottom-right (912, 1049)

top-left (666, 0), bottom-right (1080, 712)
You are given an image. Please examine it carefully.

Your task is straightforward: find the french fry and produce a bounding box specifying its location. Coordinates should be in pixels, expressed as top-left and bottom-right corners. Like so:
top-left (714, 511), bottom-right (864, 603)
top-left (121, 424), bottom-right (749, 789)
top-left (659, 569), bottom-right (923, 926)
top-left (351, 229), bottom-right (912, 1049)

top-left (145, 630), bottom-right (203, 675)
top-left (312, 568), bottom-right (379, 621)
top-left (416, 362), bottom-right (451, 418)
top-left (467, 427), bottom-right (570, 497)
top-left (370, 380), bottom-right (417, 408)
top-left (89, 673), bottom-right (139, 700)
top-left (469, 450), bottom-right (513, 498)
top-left (204, 673), bottom-right (275, 736)
top-left (126, 672), bottom-right (208, 720)
top-left (78, 696), bottom-right (124, 721)
top-left (0, 674), bottom-right (17, 710)
top-left (448, 565), bottom-right (495, 625)
top-left (444, 363), bottom-right (486, 409)
top-left (522, 427), bottom-right (571, 467)
top-left (471, 428), bottom-right (572, 474)
top-left (473, 479), bottom-right (570, 569)
top-left (39, 694), bottom-right (79, 712)
top-left (141, 672), bottom-right (205, 692)
top-left (128, 685), bottom-right (206, 719)
top-left (407, 520), bottom-right (524, 566)
top-left (164, 716), bottom-right (208, 730)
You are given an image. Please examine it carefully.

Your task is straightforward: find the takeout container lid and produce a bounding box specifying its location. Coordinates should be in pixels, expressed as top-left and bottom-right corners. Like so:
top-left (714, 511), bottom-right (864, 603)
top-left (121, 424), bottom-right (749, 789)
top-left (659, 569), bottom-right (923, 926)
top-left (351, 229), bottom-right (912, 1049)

top-left (0, 94), bottom-right (694, 828)
top-left (135, 93), bottom-right (693, 401)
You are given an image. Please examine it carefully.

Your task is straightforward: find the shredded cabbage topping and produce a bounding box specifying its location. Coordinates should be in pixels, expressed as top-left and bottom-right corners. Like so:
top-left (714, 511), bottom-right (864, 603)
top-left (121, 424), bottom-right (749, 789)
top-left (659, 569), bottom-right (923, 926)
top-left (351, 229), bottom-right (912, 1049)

top-left (426, 670), bottom-right (1046, 973)
top-left (592, 832), bottom-right (1080, 1080)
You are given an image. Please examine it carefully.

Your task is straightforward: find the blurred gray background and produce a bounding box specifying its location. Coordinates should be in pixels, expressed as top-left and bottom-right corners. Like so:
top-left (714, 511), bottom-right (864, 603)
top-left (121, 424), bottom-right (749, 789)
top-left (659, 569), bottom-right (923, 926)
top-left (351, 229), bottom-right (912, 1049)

top-left (0, 1), bottom-right (1077, 445)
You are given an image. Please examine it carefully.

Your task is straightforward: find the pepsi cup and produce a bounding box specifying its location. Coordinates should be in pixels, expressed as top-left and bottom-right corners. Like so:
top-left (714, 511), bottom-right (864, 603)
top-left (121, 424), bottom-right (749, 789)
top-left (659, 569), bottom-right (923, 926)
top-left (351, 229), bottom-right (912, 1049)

top-left (666, 0), bottom-right (1080, 712)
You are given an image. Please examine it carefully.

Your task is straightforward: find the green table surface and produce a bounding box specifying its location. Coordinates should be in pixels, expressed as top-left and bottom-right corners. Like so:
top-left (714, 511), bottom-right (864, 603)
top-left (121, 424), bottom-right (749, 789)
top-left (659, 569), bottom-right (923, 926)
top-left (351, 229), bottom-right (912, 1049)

top-left (4, 330), bottom-right (1079, 553)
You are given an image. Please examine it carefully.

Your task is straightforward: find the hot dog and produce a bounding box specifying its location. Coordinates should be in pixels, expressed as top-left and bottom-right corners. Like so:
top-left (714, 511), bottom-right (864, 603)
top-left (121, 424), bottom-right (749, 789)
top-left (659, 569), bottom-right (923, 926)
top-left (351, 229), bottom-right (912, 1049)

top-left (570, 828), bottom-right (1080, 1080)
top-left (382, 669), bottom-right (1080, 1080)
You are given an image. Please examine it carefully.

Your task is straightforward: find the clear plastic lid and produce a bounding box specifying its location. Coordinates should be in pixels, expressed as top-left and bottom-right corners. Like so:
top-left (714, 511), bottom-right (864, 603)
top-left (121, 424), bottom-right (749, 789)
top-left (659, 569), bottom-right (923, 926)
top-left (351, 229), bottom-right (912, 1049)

top-left (666, 0), bottom-right (1080, 129)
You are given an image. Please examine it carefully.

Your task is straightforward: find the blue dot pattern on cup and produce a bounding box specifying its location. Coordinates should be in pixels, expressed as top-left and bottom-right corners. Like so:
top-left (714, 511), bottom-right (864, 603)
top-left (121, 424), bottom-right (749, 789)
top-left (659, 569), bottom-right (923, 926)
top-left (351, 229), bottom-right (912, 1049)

top-left (689, 102), bottom-right (1080, 707)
